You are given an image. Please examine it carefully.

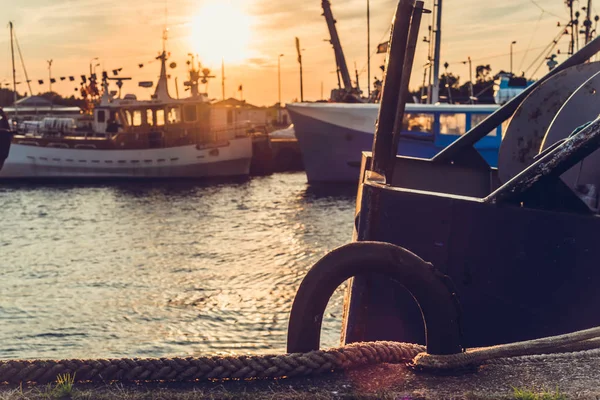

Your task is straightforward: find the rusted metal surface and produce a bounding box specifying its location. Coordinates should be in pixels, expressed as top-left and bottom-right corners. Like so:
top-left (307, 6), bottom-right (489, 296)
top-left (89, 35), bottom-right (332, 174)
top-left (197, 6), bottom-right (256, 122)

top-left (370, 0), bottom-right (414, 178)
top-left (542, 70), bottom-right (600, 191)
top-left (497, 62), bottom-right (600, 183)
top-left (287, 241), bottom-right (463, 355)
top-left (433, 36), bottom-right (600, 166)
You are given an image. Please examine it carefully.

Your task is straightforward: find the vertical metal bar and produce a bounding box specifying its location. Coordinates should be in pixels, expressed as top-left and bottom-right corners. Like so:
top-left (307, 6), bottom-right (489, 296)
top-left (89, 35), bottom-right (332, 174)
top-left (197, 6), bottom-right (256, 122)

top-left (432, 35), bottom-right (600, 164)
top-left (370, 0), bottom-right (415, 180)
top-left (388, 1), bottom-right (426, 181)
top-left (431, 0), bottom-right (442, 104)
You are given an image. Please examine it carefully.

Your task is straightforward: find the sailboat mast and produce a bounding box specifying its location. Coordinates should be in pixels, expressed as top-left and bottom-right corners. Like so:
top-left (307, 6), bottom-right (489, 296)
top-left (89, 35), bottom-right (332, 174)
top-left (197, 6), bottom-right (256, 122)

top-left (9, 22), bottom-right (17, 120)
top-left (367, 0), bottom-right (370, 96)
top-left (431, 0), bottom-right (442, 104)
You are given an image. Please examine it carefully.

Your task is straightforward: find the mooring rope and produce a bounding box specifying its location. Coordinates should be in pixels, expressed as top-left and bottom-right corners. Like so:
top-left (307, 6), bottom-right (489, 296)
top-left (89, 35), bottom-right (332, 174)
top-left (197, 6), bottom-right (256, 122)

top-left (0, 341), bottom-right (425, 384)
top-left (5, 326), bottom-right (600, 384)
top-left (412, 326), bottom-right (600, 370)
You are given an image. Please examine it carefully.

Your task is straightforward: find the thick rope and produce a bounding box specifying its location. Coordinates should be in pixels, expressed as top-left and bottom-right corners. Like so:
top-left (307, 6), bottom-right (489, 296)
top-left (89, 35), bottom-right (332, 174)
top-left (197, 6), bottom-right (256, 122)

top-left (0, 341), bottom-right (424, 384)
top-left (412, 326), bottom-right (600, 370)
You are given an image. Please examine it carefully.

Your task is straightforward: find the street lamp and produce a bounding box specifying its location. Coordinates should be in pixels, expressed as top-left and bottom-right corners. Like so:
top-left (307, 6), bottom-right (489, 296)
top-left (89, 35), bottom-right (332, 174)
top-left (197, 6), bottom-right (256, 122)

top-left (278, 54), bottom-right (284, 124)
top-left (89, 57), bottom-right (98, 76)
top-left (510, 41), bottom-right (517, 75)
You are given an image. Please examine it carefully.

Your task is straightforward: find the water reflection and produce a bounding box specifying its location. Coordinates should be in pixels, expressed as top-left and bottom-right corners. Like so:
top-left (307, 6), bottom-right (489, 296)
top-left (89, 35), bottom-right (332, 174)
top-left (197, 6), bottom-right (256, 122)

top-left (0, 172), bottom-right (355, 359)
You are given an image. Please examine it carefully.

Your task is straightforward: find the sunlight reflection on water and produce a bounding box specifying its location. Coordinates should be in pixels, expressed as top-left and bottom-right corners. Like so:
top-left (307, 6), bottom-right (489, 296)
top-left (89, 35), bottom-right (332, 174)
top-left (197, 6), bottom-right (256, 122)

top-left (0, 173), bottom-right (356, 359)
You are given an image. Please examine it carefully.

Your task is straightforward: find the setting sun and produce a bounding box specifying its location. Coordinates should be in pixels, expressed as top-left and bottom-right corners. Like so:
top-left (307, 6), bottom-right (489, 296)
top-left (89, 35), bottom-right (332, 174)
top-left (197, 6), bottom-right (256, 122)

top-left (190, 1), bottom-right (254, 66)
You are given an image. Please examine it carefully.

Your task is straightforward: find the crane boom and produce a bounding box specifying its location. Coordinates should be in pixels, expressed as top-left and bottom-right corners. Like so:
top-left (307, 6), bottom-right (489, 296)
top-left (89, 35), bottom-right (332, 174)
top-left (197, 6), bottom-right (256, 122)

top-left (321, 0), bottom-right (353, 92)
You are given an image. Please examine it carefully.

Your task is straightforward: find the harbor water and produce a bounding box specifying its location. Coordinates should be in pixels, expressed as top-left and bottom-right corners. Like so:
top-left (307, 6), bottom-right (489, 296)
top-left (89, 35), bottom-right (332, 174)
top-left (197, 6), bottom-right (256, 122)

top-left (0, 172), bottom-right (356, 359)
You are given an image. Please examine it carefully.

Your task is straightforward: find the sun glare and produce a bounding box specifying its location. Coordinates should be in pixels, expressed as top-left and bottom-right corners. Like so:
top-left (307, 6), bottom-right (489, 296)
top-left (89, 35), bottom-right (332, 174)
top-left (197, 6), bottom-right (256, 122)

top-left (190, 1), bottom-right (254, 65)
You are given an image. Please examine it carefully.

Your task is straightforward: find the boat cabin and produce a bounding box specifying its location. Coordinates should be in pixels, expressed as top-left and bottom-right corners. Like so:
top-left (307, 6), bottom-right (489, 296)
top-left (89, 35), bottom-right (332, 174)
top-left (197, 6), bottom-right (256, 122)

top-left (401, 103), bottom-right (502, 166)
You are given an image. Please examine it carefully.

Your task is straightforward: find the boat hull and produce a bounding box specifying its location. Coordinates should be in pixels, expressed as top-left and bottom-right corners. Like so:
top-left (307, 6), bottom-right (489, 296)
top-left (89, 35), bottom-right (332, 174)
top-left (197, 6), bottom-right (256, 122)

top-left (0, 137), bottom-right (252, 179)
top-left (288, 103), bottom-right (500, 183)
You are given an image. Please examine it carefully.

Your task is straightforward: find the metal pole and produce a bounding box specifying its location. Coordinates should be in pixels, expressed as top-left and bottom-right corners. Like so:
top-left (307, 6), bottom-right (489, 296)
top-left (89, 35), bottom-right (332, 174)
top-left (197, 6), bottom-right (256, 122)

top-left (389, 1), bottom-right (426, 179)
top-left (47, 59), bottom-right (53, 93)
top-left (278, 54), bottom-right (283, 123)
top-left (510, 41), bottom-right (516, 75)
top-left (367, 0), bottom-right (371, 96)
top-left (9, 22), bottom-right (17, 120)
top-left (431, 0), bottom-right (442, 103)
top-left (370, 0), bottom-right (415, 178)
top-left (221, 57), bottom-right (225, 100)
top-left (468, 56), bottom-right (474, 104)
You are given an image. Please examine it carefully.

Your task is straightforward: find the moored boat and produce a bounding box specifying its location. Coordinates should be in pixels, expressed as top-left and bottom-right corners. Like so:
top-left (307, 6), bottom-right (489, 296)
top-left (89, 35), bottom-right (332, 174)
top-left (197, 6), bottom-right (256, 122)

top-left (287, 102), bottom-right (501, 183)
top-left (0, 29), bottom-right (253, 180)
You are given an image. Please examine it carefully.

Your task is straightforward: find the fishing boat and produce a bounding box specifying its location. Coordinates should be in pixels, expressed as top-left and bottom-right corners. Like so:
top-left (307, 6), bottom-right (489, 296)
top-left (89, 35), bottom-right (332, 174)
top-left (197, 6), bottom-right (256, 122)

top-left (288, 102), bottom-right (501, 183)
top-left (0, 26), bottom-right (253, 180)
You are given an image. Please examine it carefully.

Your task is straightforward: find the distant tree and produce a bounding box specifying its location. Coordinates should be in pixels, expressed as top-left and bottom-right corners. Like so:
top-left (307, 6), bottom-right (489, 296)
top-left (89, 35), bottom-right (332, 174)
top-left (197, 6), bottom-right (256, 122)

top-left (476, 64), bottom-right (492, 83)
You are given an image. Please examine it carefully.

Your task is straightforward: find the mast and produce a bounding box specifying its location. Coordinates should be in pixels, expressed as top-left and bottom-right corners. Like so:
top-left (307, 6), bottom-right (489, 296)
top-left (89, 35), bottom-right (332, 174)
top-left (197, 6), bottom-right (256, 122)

top-left (321, 0), bottom-right (353, 92)
top-left (431, 0), bottom-right (442, 104)
top-left (585, 0), bottom-right (593, 44)
top-left (9, 22), bottom-right (17, 120)
top-left (153, 28), bottom-right (171, 101)
top-left (367, 0), bottom-right (371, 96)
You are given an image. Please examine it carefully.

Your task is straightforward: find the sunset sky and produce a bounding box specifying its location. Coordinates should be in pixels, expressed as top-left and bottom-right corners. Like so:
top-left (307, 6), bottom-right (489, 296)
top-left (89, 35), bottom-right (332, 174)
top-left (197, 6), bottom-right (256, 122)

top-left (0, 0), bottom-right (589, 106)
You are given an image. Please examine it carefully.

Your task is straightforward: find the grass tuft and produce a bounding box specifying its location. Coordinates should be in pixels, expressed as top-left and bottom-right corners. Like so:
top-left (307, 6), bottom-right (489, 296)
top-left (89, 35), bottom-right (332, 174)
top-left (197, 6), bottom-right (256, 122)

top-left (512, 386), bottom-right (567, 400)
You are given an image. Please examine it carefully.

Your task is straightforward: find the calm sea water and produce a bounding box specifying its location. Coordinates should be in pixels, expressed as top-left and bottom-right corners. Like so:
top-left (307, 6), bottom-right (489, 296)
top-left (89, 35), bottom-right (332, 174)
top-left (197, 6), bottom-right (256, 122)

top-left (0, 172), bottom-right (357, 360)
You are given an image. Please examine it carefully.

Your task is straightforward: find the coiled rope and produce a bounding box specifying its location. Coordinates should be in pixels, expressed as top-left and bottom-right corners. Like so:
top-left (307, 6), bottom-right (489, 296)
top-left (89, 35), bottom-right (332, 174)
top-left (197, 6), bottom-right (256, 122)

top-left (4, 326), bottom-right (600, 384)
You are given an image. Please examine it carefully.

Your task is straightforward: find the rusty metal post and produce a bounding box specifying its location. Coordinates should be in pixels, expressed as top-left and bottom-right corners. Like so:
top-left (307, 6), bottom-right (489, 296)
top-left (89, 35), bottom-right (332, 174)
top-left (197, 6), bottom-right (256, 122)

top-left (370, 0), bottom-right (415, 180)
top-left (432, 35), bottom-right (600, 165)
top-left (388, 1), bottom-right (427, 180)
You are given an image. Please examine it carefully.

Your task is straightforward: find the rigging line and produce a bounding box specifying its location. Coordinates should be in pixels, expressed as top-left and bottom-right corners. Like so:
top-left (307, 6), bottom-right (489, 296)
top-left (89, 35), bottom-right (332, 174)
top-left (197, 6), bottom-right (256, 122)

top-left (356, 26), bottom-right (391, 78)
top-left (528, 0), bottom-right (567, 21)
top-left (523, 25), bottom-right (567, 76)
top-left (518, 11), bottom-right (545, 72)
top-left (529, 39), bottom-right (560, 79)
top-left (443, 44), bottom-right (549, 66)
top-left (13, 26), bottom-right (32, 95)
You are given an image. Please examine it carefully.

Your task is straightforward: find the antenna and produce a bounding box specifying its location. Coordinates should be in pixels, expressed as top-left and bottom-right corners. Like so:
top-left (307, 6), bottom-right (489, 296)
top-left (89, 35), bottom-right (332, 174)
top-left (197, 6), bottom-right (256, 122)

top-left (47, 59), bottom-right (53, 93)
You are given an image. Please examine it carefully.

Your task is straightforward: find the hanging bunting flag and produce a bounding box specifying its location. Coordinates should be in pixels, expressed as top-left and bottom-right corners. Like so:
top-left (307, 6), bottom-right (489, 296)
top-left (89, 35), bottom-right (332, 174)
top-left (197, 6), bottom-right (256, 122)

top-left (60, 77), bottom-right (66, 81)
top-left (81, 75), bottom-right (87, 83)
top-left (69, 76), bottom-right (75, 81)
top-left (139, 63), bottom-right (144, 68)
top-left (50, 78), bottom-right (56, 83)
top-left (376, 41), bottom-right (389, 54)
top-left (138, 81), bottom-right (153, 88)
top-left (38, 80), bottom-right (44, 85)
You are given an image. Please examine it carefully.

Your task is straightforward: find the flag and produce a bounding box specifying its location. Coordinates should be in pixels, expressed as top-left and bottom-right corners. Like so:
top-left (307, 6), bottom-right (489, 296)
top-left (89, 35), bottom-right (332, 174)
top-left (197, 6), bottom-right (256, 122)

top-left (377, 41), bottom-right (389, 54)
top-left (238, 84), bottom-right (243, 91)
top-left (138, 63), bottom-right (144, 68)
top-left (60, 77), bottom-right (66, 81)
top-left (50, 78), bottom-right (56, 84)
top-left (38, 80), bottom-right (44, 85)
top-left (81, 75), bottom-right (87, 83)
top-left (69, 76), bottom-right (75, 81)
top-left (138, 81), bottom-right (153, 88)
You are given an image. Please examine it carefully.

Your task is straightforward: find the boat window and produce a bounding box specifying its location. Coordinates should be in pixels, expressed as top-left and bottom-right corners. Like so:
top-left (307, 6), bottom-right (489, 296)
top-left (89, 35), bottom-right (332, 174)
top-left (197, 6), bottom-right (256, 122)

top-left (97, 110), bottom-right (105, 123)
top-left (403, 113), bottom-right (433, 133)
top-left (440, 113), bottom-right (466, 135)
top-left (156, 109), bottom-right (165, 126)
top-left (471, 113), bottom-right (497, 136)
top-left (133, 110), bottom-right (142, 127)
top-left (167, 106), bottom-right (182, 124)
top-left (124, 110), bottom-right (133, 126)
top-left (146, 109), bottom-right (154, 126)
top-left (183, 105), bottom-right (197, 122)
